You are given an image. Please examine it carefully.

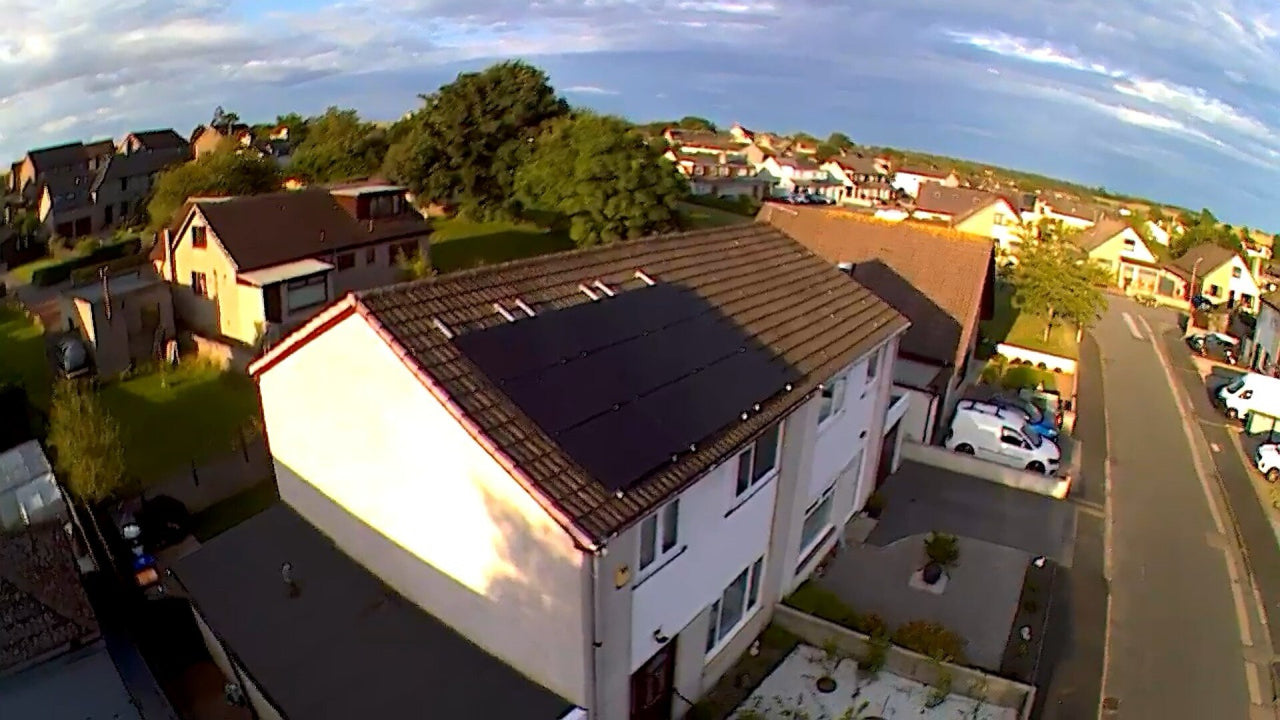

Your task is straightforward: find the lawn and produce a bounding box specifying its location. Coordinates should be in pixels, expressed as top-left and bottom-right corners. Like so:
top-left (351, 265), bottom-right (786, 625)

top-left (99, 360), bottom-right (260, 486)
top-left (982, 285), bottom-right (1080, 359)
top-left (429, 217), bottom-right (574, 273)
top-left (676, 201), bottom-right (754, 230)
top-left (190, 478), bottom-right (279, 541)
top-left (0, 302), bottom-right (50, 408)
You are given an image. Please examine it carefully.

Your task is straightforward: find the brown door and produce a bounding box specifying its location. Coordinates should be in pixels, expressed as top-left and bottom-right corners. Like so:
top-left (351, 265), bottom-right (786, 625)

top-left (876, 420), bottom-right (900, 488)
top-left (630, 640), bottom-right (677, 720)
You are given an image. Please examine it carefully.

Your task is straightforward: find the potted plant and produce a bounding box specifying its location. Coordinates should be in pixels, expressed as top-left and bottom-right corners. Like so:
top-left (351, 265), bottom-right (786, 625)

top-left (922, 533), bottom-right (959, 586)
top-left (864, 491), bottom-right (886, 519)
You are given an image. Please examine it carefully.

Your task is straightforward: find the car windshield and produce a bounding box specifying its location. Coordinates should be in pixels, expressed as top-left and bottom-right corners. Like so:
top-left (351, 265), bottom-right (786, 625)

top-left (1226, 378), bottom-right (1246, 393)
top-left (1022, 423), bottom-right (1043, 448)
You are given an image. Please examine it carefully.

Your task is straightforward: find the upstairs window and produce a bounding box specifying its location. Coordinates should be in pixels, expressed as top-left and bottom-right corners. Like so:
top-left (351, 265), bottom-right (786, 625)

top-left (866, 347), bottom-right (882, 383)
top-left (734, 422), bottom-right (782, 496)
top-left (191, 226), bottom-right (207, 249)
top-left (335, 252), bottom-right (355, 270)
top-left (638, 499), bottom-right (680, 573)
top-left (1233, 267), bottom-right (1243, 278)
top-left (818, 374), bottom-right (847, 425)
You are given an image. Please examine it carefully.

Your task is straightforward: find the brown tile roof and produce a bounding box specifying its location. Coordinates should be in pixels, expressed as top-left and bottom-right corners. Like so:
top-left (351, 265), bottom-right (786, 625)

top-left (193, 189), bottom-right (430, 272)
top-left (345, 224), bottom-right (907, 541)
top-left (1073, 218), bottom-right (1132, 253)
top-left (777, 155), bottom-right (821, 171)
top-left (1168, 243), bottom-right (1239, 279)
top-left (830, 154), bottom-right (884, 176)
top-left (126, 129), bottom-right (189, 152)
top-left (898, 165), bottom-right (952, 178)
top-left (674, 132), bottom-right (744, 152)
top-left (757, 203), bottom-right (993, 370)
top-left (1044, 196), bottom-right (1106, 222)
top-left (25, 142), bottom-right (91, 173)
top-left (914, 185), bottom-right (1009, 221)
top-left (0, 524), bottom-right (99, 673)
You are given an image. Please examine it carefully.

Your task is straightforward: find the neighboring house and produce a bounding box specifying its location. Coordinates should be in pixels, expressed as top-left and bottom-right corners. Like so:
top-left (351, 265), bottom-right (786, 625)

top-left (1070, 219), bottom-right (1159, 292)
top-left (151, 184), bottom-right (430, 347)
top-left (226, 223), bottom-right (908, 720)
top-left (118, 128), bottom-right (188, 155)
top-left (890, 166), bottom-right (959, 198)
top-left (1034, 196), bottom-right (1104, 229)
top-left (755, 155), bottom-right (842, 200)
top-left (1146, 220), bottom-right (1171, 247)
top-left (663, 130), bottom-right (746, 156)
top-left (90, 138), bottom-right (191, 228)
top-left (912, 186), bottom-right (1021, 251)
top-left (0, 520), bottom-right (140, 720)
top-left (1252, 293), bottom-right (1280, 373)
top-left (662, 151), bottom-right (773, 199)
top-left (1166, 244), bottom-right (1262, 312)
top-left (58, 271), bottom-right (176, 376)
top-left (758, 203), bottom-right (995, 445)
top-left (190, 122), bottom-right (253, 158)
top-left (1013, 192), bottom-right (1040, 226)
top-left (8, 140), bottom-right (113, 203)
top-left (821, 155), bottom-right (895, 207)
top-left (0, 440), bottom-right (64, 532)
top-left (728, 123), bottom-right (754, 144)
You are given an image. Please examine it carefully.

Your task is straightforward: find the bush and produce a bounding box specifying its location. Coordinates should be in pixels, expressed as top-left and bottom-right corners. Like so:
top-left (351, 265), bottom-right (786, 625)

top-left (892, 621), bottom-right (967, 663)
top-left (924, 533), bottom-right (960, 568)
top-left (979, 362), bottom-right (1003, 384)
top-left (30, 237), bottom-right (143, 286)
top-left (856, 612), bottom-right (888, 639)
top-left (1001, 365), bottom-right (1053, 391)
top-left (859, 633), bottom-right (889, 674)
top-left (74, 238), bottom-right (99, 256)
top-left (686, 193), bottom-right (762, 217)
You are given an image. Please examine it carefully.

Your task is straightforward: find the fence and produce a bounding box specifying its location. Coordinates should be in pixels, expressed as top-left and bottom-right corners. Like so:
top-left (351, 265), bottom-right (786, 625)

top-left (143, 432), bottom-right (272, 513)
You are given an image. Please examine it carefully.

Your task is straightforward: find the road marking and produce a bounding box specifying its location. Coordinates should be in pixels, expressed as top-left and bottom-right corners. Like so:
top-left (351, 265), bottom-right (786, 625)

top-left (1221, 545), bottom-right (1256, 647)
top-left (1121, 311), bottom-right (1144, 339)
top-left (1246, 662), bottom-right (1264, 705)
top-left (1099, 348), bottom-right (1116, 720)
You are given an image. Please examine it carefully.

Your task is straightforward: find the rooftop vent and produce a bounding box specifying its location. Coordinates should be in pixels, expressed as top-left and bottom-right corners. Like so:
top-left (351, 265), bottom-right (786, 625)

top-left (281, 561), bottom-right (300, 598)
top-left (493, 302), bottom-right (517, 323)
top-left (578, 283), bottom-right (600, 301)
top-left (634, 270), bottom-right (656, 286)
top-left (514, 298), bottom-right (536, 318)
top-left (432, 318), bottom-right (454, 339)
top-left (592, 280), bottom-right (616, 297)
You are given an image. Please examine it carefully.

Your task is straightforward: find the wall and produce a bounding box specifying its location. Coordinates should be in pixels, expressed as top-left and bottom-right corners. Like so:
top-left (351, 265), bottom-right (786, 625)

top-left (191, 606), bottom-right (285, 720)
top-left (1202, 256), bottom-right (1263, 312)
top-left (995, 343), bottom-right (1078, 375)
top-left (809, 357), bottom-right (879, 500)
top-left (170, 209), bottom-right (234, 339)
top-left (1255, 303), bottom-right (1280, 370)
top-left (900, 441), bottom-right (1072, 499)
top-left (1090, 229), bottom-right (1155, 280)
top-left (954, 201), bottom-right (1019, 242)
top-left (259, 312), bottom-right (589, 706)
top-left (328, 237), bottom-right (426, 296)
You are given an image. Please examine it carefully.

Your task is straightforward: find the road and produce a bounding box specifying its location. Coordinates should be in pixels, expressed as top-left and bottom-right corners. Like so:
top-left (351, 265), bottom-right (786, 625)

top-left (1090, 297), bottom-right (1262, 718)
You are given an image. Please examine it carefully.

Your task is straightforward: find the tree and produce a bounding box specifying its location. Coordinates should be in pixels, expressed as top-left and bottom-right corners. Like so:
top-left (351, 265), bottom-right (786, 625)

top-left (48, 381), bottom-right (128, 503)
top-left (275, 112), bottom-right (309, 145)
top-left (677, 116), bottom-right (716, 132)
top-left (1170, 207), bottom-right (1241, 258)
top-left (289, 107), bottom-right (388, 183)
top-left (827, 131), bottom-right (854, 149)
top-left (515, 113), bottom-right (686, 247)
top-left (211, 106), bottom-right (241, 130)
top-left (816, 143), bottom-right (841, 160)
top-left (383, 61), bottom-right (568, 218)
top-left (148, 147), bottom-right (282, 229)
top-left (1009, 223), bottom-right (1111, 339)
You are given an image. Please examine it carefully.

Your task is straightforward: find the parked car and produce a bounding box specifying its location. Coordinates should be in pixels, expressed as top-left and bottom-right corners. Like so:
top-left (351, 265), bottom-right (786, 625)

top-left (1191, 295), bottom-right (1218, 311)
top-left (1187, 332), bottom-right (1239, 364)
top-left (961, 393), bottom-right (1059, 439)
top-left (1255, 443), bottom-right (1280, 483)
top-left (50, 335), bottom-right (93, 379)
top-left (944, 402), bottom-right (1061, 475)
top-left (1216, 372), bottom-right (1280, 422)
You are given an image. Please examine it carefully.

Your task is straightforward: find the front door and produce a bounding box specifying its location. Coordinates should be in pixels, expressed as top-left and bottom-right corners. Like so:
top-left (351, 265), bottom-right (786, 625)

top-left (876, 420), bottom-right (900, 488)
top-left (630, 640), bottom-right (677, 720)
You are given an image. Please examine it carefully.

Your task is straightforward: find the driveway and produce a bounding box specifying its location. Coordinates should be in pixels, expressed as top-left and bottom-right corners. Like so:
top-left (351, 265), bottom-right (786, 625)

top-left (868, 459), bottom-right (1077, 564)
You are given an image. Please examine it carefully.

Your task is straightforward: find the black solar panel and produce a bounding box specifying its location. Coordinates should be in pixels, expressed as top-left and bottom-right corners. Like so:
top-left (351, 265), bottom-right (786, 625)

top-left (454, 284), bottom-right (800, 491)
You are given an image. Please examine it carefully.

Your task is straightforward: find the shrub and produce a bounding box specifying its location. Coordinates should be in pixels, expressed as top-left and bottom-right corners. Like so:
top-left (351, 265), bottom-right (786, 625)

top-left (892, 621), bottom-right (967, 663)
top-left (1001, 365), bottom-right (1049, 390)
top-left (74, 238), bottom-right (99, 256)
top-left (784, 582), bottom-right (861, 630)
top-left (979, 362), bottom-right (1003, 384)
top-left (859, 632), bottom-right (889, 675)
top-left (686, 193), bottom-right (762, 217)
top-left (30, 237), bottom-right (143, 286)
top-left (856, 612), bottom-right (888, 639)
top-left (924, 533), bottom-right (960, 568)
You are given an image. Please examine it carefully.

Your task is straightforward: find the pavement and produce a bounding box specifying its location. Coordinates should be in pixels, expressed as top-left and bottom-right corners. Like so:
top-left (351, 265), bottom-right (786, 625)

top-left (1091, 297), bottom-right (1262, 718)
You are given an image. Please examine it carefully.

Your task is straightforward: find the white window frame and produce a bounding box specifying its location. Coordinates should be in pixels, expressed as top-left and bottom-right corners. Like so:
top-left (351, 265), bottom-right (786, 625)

top-left (733, 422), bottom-right (782, 499)
top-left (866, 347), bottom-right (881, 383)
top-left (797, 483), bottom-right (836, 566)
top-left (705, 556), bottom-right (766, 659)
top-left (637, 498), bottom-right (681, 576)
top-left (817, 373), bottom-right (847, 428)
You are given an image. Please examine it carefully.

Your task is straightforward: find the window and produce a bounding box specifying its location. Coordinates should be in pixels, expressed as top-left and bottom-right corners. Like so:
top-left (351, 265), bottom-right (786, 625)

top-left (798, 484), bottom-right (835, 563)
top-left (335, 252), bottom-right (355, 270)
top-left (1209, 284), bottom-right (1222, 296)
top-left (1000, 429), bottom-right (1026, 448)
top-left (366, 247), bottom-right (377, 265)
top-left (734, 423), bottom-right (781, 496)
top-left (285, 275), bottom-right (328, 312)
top-left (817, 374), bottom-right (847, 425)
top-left (638, 499), bottom-right (680, 573)
top-left (1233, 267), bottom-right (1243, 278)
top-left (119, 178), bottom-right (127, 192)
top-left (993, 212), bottom-right (1007, 225)
top-left (1123, 238), bottom-right (1136, 250)
top-left (866, 347), bottom-right (881, 383)
top-left (190, 271), bottom-right (208, 298)
top-left (191, 226), bottom-right (207, 248)
top-left (705, 557), bottom-right (765, 655)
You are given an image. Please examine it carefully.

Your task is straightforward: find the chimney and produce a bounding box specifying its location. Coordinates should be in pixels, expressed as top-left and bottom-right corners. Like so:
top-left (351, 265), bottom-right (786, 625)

top-left (161, 228), bottom-right (176, 283)
top-left (100, 267), bottom-right (112, 321)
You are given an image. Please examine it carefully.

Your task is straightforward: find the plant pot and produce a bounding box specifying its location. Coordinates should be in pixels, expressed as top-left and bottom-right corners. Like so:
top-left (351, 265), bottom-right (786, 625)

top-left (922, 562), bottom-right (943, 585)
top-left (815, 676), bottom-right (838, 693)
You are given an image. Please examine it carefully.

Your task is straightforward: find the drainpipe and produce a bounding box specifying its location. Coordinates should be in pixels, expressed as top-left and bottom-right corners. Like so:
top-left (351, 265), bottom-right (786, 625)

top-left (588, 549), bottom-right (604, 720)
top-left (161, 228), bottom-right (175, 283)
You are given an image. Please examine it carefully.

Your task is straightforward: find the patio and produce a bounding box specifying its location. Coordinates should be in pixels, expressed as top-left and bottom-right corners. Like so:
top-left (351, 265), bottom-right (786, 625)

top-left (733, 644), bottom-right (1017, 720)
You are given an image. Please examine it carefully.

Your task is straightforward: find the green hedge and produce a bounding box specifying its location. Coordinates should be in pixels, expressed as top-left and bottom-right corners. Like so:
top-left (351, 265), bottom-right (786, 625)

top-left (31, 238), bottom-right (143, 287)
top-left (685, 193), bottom-right (762, 217)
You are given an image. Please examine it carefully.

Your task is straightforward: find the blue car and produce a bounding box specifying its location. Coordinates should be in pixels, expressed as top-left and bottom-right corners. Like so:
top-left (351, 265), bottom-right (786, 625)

top-left (963, 393), bottom-right (1060, 439)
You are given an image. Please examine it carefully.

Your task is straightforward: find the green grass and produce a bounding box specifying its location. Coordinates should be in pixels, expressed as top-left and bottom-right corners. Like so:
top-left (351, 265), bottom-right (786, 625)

top-left (676, 201), bottom-right (754, 230)
top-left (429, 217), bottom-right (574, 273)
top-left (191, 479), bottom-right (279, 541)
top-left (99, 361), bottom-right (260, 486)
top-left (0, 302), bottom-right (50, 408)
top-left (982, 285), bottom-right (1080, 359)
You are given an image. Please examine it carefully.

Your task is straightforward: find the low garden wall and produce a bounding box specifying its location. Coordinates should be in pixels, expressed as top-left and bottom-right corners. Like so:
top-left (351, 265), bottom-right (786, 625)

top-left (189, 334), bottom-right (255, 373)
top-left (773, 605), bottom-right (1036, 719)
top-left (901, 441), bottom-right (1072, 499)
top-left (994, 343), bottom-right (1077, 375)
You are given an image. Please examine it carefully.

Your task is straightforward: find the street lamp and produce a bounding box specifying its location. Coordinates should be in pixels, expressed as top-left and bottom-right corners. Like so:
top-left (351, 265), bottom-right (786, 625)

top-left (1185, 257), bottom-right (1204, 338)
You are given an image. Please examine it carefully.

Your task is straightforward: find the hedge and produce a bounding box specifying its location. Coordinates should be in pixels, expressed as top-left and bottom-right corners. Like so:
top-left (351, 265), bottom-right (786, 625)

top-left (31, 238), bottom-right (143, 287)
top-left (685, 193), bottom-right (762, 217)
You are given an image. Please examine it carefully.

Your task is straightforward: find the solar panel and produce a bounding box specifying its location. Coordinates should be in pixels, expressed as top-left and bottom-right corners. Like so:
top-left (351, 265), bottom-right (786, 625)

top-left (454, 283), bottom-right (800, 491)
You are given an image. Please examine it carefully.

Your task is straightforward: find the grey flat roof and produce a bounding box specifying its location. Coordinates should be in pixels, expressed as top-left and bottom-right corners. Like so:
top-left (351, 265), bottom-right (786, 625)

top-left (173, 504), bottom-right (572, 720)
top-left (66, 272), bottom-right (162, 303)
top-left (0, 641), bottom-right (141, 720)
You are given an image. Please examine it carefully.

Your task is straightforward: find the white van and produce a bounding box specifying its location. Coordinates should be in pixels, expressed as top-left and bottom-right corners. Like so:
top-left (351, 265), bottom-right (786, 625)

top-left (945, 401), bottom-right (1061, 475)
top-left (1216, 373), bottom-right (1280, 422)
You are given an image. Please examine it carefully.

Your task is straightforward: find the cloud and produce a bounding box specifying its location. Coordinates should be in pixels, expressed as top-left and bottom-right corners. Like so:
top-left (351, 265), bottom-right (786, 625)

top-left (1112, 78), bottom-right (1275, 141)
top-left (944, 30), bottom-right (1124, 78)
top-left (564, 85), bottom-right (619, 95)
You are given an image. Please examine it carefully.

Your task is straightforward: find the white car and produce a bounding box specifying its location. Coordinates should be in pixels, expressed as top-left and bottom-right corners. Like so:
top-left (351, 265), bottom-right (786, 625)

top-left (1255, 443), bottom-right (1280, 483)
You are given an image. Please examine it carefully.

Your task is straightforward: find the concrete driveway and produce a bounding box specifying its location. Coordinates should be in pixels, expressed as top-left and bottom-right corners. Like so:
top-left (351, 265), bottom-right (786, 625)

top-left (867, 459), bottom-right (1077, 565)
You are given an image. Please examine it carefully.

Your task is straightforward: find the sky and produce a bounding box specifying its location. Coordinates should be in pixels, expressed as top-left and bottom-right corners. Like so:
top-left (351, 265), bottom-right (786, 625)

top-left (2, 0), bottom-right (1279, 228)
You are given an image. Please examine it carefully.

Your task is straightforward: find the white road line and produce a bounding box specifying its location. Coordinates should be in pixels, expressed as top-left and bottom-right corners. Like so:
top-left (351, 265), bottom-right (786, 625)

top-left (1099, 342), bottom-right (1115, 720)
top-left (1221, 545), bottom-right (1255, 647)
top-left (1121, 311), bottom-right (1144, 340)
top-left (1246, 662), bottom-right (1264, 705)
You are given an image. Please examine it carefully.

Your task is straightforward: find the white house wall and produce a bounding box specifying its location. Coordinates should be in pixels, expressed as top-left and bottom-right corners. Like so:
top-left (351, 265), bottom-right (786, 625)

top-left (257, 312), bottom-right (589, 707)
top-left (1227, 256), bottom-right (1262, 301)
top-left (809, 356), bottom-right (879, 502)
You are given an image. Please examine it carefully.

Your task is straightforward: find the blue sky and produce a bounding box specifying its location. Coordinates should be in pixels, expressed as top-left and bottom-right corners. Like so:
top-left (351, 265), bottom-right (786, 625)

top-left (3, 0), bottom-right (1279, 228)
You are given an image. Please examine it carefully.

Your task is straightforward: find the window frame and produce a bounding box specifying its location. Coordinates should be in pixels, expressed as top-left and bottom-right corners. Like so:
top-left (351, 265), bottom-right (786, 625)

top-left (817, 373), bottom-right (847, 427)
top-left (365, 246), bottom-right (377, 265)
top-left (733, 422), bottom-right (782, 498)
top-left (335, 252), bottom-right (355, 271)
top-left (284, 274), bottom-right (328, 313)
top-left (797, 483), bottom-right (836, 566)
top-left (866, 347), bottom-right (881, 383)
top-left (190, 271), bottom-right (208, 298)
top-left (191, 226), bottom-right (208, 249)
top-left (637, 498), bottom-right (681, 576)
top-left (705, 556), bottom-right (766, 658)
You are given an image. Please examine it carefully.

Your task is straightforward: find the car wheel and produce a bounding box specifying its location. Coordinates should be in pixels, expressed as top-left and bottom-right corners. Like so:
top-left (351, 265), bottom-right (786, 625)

top-left (1026, 461), bottom-right (1046, 475)
top-left (954, 443), bottom-right (975, 455)
top-left (1267, 468), bottom-right (1280, 484)
top-left (1227, 408), bottom-right (1240, 421)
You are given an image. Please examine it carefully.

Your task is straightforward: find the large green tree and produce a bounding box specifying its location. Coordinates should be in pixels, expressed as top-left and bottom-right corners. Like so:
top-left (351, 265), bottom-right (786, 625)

top-left (289, 107), bottom-right (388, 183)
top-left (1009, 223), bottom-right (1111, 339)
top-left (1170, 207), bottom-right (1242, 258)
top-left (677, 116), bottom-right (716, 132)
top-left (148, 148), bottom-right (282, 229)
top-left (48, 381), bottom-right (128, 503)
top-left (514, 114), bottom-right (686, 247)
top-left (384, 61), bottom-right (567, 217)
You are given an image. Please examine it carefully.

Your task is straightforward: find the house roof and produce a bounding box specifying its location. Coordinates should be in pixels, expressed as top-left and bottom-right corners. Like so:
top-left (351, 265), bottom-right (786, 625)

top-left (125, 129), bottom-right (188, 152)
top-left (830, 154), bottom-right (884, 175)
top-left (173, 504), bottom-right (572, 720)
top-left (91, 147), bottom-right (189, 192)
top-left (674, 132), bottom-right (743, 151)
top-left (263, 224), bottom-right (907, 541)
top-left (1169, 243), bottom-right (1239, 279)
top-left (191, 189), bottom-right (430, 272)
top-left (41, 173), bottom-right (94, 214)
top-left (0, 641), bottom-right (141, 720)
top-left (914, 185), bottom-right (1010, 222)
top-left (25, 143), bottom-right (89, 173)
top-left (777, 155), bottom-right (821, 171)
top-left (1261, 291), bottom-right (1280, 313)
top-left (1072, 218), bottom-right (1133, 253)
top-left (0, 523), bottom-right (99, 674)
top-left (1044, 196), bottom-right (1105, 222)
top-left (83, 140), bottom-right (114, 159)
top-left (897, 165), bottom-right (952, 178)
top-left (757, 203), bottom-right (993, 370)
